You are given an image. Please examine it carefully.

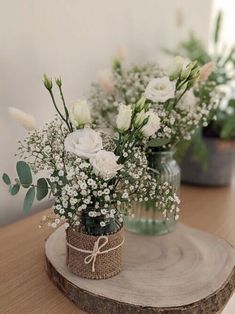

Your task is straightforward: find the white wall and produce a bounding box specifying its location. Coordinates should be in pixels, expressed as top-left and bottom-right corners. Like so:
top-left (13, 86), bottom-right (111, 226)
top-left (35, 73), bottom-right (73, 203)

top-left (0, 0), bottom-right (214, 226)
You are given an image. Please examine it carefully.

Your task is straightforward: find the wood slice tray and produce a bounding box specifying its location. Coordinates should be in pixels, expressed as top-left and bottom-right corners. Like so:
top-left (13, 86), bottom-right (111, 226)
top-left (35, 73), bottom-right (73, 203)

top-left (45, 224), bottom-right (235, 314)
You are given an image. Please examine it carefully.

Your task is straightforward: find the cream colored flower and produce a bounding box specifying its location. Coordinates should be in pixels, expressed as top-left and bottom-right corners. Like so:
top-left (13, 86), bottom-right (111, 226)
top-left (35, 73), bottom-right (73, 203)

top-left (69, 100), bottom-right (91, 127)
top-left (199, 62), bottom-right (214, 81)
top-left (177, 90), bottom-right (197, 112)
top-left (145, 77), bottom-right (176, 103)
top-left (97, 69), bottom-right (115, 94)
top-left (90, 150), bottom-right (122, 180)
top-left (116, 104), bottom-right (132, 131)
top-left (64, 128), bottom-right (103, 159)
top-left (8, 107), bottom-right (37, 131)
top-left (141, 110), bottom-right (160, 137)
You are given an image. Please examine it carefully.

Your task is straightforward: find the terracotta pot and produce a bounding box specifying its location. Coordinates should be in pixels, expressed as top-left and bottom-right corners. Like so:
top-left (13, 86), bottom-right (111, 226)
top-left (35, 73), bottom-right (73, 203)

top-left (66, 227), bottom-right (124, 279)
top-left (181, 138), bottom-right (235, 186)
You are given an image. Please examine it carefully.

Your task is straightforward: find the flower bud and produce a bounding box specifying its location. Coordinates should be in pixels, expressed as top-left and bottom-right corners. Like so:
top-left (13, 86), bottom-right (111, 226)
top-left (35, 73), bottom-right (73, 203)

top-left (135, 97), bottom-right (146, 112)
top-left (69, 100), bottom-right (91, 127)
top-left (43, 74), bottom-right (53, 90)
top-left (134, 110), bottom-right (146, 128)
top-left (116, 104), bottom-right (132, 131)
top-left (55, 77), bottom-right (62, 87)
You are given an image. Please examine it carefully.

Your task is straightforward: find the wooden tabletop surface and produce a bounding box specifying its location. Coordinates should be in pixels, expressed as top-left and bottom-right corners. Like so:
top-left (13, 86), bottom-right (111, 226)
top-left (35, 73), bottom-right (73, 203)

top-left (1, 182), bottom-right (235, 314)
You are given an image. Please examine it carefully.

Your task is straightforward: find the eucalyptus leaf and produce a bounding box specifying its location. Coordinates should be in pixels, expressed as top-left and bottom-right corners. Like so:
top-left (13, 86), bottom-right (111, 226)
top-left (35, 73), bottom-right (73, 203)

top-left (16, 161), bottom-right (32, 188)
top-left (9, 184), bottom-right (20, 196)
top-left (37, 178), bottom-right (48, 201)
top-left (23, 186), bottom-right (35, 213)
top-left (148, 138), bottom-right (171, 148)
top-left (2, 173), bottom-right (11, 185)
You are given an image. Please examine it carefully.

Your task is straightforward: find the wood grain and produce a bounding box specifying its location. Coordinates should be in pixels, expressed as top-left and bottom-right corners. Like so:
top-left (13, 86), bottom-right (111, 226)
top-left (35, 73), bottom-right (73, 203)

top-left (45, 224), bottom-right (235, 313)
top-left (0, 180), bottom-right (235, 313)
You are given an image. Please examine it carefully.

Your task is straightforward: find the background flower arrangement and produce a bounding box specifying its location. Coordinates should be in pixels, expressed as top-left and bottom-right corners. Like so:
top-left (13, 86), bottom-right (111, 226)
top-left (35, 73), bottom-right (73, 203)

top-left (166, 11), bottom-right (235, 164)
top-left (90, 55), bottom-right (219, 153)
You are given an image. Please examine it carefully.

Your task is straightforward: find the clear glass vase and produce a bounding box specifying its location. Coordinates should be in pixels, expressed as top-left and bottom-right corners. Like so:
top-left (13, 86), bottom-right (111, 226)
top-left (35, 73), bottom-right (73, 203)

top-left (125, 150), bottom-right (180, 235)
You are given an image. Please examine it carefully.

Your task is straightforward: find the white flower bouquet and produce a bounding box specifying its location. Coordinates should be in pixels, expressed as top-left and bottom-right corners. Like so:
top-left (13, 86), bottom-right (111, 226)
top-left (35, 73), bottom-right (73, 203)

top-left (2, 75), bottom-right (166, 278)
top-left (90, 55), bottom-right (219, 150)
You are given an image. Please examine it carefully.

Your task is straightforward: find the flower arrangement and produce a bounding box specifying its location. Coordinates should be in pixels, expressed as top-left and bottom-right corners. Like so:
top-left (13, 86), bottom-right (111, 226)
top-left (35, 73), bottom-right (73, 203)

top-left (90, 55), bottom-right (218, 152)
top-left (3, 75), bottom-right (161, 235)
top-left (165, 11), bottom-right (235, 164)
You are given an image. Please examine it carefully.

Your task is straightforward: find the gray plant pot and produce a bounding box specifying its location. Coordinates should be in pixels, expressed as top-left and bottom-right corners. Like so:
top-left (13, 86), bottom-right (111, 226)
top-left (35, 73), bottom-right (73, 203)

top-left (181, 138), bottom-right (235, 186)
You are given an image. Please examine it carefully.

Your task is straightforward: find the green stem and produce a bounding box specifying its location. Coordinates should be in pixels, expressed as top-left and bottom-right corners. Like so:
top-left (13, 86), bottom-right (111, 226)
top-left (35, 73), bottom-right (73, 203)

top-left (58, 86), bottom-right (73, 132)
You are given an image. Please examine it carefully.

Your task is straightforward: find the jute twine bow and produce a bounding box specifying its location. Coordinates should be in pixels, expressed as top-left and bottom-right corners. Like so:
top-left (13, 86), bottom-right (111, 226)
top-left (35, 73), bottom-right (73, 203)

top-left (67, 235), bottom-right (124, 272)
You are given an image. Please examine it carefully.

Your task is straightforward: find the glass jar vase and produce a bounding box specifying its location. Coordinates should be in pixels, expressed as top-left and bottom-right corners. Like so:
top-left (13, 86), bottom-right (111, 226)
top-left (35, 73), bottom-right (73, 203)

top-left (125, 150), bottom-right (180, 235)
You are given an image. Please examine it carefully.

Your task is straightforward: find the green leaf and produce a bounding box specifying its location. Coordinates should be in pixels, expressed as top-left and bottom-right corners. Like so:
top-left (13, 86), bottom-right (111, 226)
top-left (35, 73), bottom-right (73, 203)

top-left (2, 173), bottom-right (11, 185)
top-left (16, 161), bottom-right (32, 188)
top-left (214, 11), bottom-right (222, 45)
top-left (23, 187), bottom-right (35, 213)
top-left (228, 99), bottom-right (235, 109)
top-left (221, 114), bottom-right (235, 139)
top-left (36, 178), bottom-right (48, 201)
top-left (148, 138), bottom-right (171, 147)
top-left (9, 184), bottom-right (20, 196)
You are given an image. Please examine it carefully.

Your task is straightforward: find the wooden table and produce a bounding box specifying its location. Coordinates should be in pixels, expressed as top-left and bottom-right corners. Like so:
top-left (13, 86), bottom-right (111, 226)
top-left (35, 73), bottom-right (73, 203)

top-left (1, 182), bottom-right (235, 314)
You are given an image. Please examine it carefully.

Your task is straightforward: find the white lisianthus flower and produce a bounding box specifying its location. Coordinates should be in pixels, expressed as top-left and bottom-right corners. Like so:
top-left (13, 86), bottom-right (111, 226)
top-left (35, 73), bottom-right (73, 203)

top-left (90, 150), bottom-right (122, 180)
top-left (8, 107), bottom-right (37, 131)
top-left (69, 100), bottom-right (91, 127)
top-left (141, 110), bottom-right (160, 137)
top-left (177, 89), bottom-right (197, 113)
top-left (145, 77), bottom-right (176, 103)
top-left (97, 69), bottom-right (115, 95)
top-left (64, 128), bottom-right (103, 159)
top-left (167, 56), bottom-right (189, 80)
top-left (116, 104), bottom-right (132, 131)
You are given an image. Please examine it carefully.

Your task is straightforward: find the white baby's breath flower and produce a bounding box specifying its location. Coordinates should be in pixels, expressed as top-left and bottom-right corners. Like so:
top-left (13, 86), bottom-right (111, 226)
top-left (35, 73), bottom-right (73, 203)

top-left (8, 107), bottom-right (37, 131)
top-left (145, 77), bottom-right (176, 103)
top-left (97, 69), bottom-right (115, 94)
top-left (64, 128), bottom-right (103, 159)
top-left (90, 150), bottom-right (122, 180)
top-left (141, 110), bottom-right (160, 137)
top-left (116, 104), bottom-right (132, 131)
top-left (69, 99), bottom-right (91, 127)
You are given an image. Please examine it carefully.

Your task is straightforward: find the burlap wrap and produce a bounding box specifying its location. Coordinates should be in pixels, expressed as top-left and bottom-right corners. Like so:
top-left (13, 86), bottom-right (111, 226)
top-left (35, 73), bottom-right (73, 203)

top-left (66, 227), bottom-right (124, 279)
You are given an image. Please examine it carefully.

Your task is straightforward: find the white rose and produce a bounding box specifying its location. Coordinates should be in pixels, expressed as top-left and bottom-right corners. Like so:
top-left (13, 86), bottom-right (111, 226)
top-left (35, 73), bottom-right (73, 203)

top-left (90, 150), bottom-right (122, 180)
top-left (69, 100), bottom-right (91, 127)
top-left (141, 110), bottom-right (160, 137)
top-left (64, 128), bottom-right (103, 159)
top-left (167, 56), bottom-right (189, 80)
top-left (177, 89), bottom-right (197, 113)
top-left (145, 77), bottom-right (176, 103)
top-left (116, 104), bottom-right (132, 131)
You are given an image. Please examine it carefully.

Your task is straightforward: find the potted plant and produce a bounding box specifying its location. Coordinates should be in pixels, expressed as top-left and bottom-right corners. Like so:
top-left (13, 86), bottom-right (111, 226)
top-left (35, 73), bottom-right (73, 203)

top-left (89, 54), bottom-right (218, 234)
top-left (167, 12), bottom-right (235, 186)
top-left (2, 75), bottom-right (159, 279)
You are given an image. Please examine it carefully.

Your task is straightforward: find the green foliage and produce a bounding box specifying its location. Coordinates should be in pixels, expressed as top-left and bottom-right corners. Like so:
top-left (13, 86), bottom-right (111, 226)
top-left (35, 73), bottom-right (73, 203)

top-left (214, 11), bottom-right (222, 45)
top-left (9, 183), bottom-right (20, 195)
top-left (16, 161), bottom-right (32, 188)
top-left (148, 138), bottom-right (171, 148)
top-left (2, 173), bottom-right (11, 185)
top-left (23, 186), bottom-right (35, 213)
top-left (36, 178), bottom-right (48, 201)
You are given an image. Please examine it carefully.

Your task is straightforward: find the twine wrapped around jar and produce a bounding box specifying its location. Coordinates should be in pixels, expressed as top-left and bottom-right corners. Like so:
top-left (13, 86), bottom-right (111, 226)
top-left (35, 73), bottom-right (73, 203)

top-left (66, 227), bottom-right (124, 279)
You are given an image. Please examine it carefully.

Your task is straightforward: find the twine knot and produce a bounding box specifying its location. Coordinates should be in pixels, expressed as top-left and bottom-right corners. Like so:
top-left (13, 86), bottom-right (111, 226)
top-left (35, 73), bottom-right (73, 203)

top-left (84, 236), bottom-right (109, 272)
